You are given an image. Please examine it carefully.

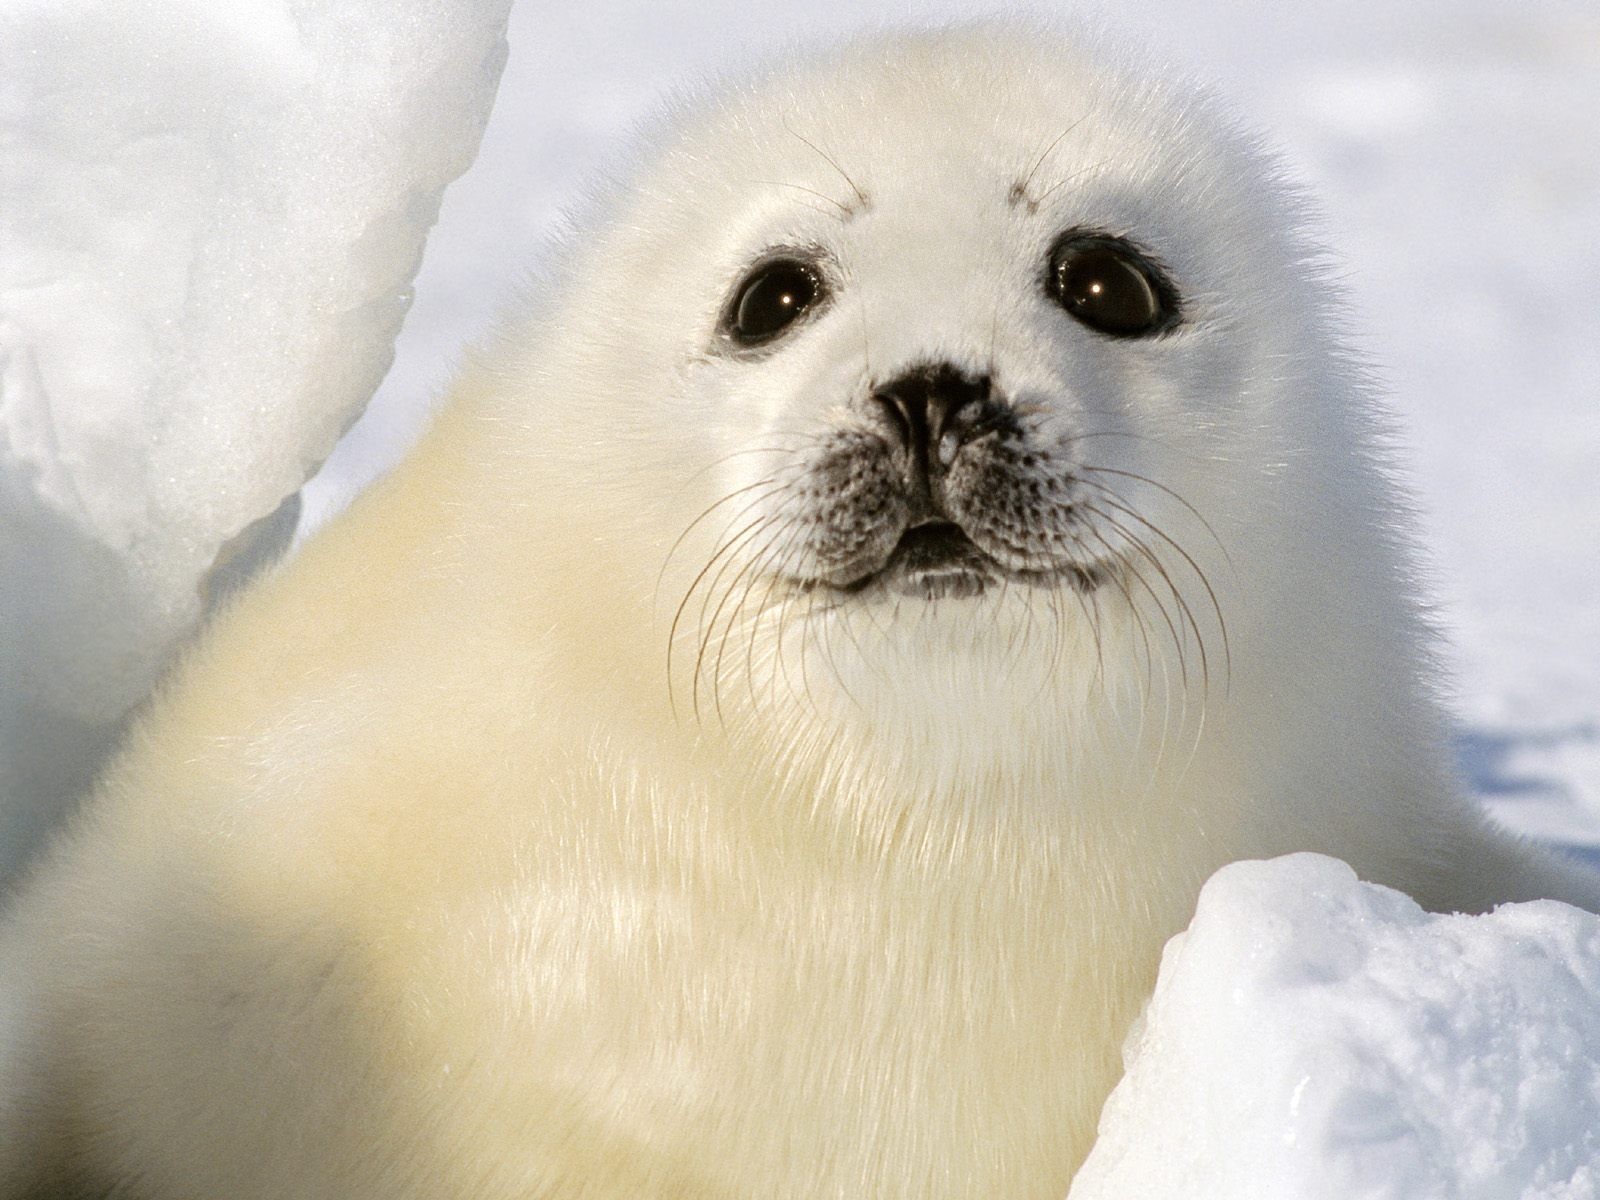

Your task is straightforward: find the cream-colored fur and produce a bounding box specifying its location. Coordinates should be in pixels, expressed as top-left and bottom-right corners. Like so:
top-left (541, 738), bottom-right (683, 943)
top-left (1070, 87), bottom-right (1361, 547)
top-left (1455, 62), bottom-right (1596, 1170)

top-left (3, 22), bottom-right (1596, 1199)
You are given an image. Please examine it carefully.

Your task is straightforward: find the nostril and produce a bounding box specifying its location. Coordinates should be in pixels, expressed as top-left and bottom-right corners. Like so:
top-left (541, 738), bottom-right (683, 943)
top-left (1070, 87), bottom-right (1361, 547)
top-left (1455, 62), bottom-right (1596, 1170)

top-left (870, 364), bottom-right (993, 454)
top-left (873, 388), bottom-right (919, 452)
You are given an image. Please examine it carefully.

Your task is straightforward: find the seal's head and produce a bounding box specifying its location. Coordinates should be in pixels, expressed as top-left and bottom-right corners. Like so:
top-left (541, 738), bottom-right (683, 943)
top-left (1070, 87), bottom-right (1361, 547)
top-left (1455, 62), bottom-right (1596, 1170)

top-left (498, 23), bottom-right (1409, 766)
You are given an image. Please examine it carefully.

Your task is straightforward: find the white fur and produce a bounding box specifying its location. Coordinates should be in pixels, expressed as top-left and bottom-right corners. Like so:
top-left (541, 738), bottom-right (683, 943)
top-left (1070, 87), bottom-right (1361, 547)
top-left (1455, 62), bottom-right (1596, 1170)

top-left (4, 22), bottom-right (1596, 1198)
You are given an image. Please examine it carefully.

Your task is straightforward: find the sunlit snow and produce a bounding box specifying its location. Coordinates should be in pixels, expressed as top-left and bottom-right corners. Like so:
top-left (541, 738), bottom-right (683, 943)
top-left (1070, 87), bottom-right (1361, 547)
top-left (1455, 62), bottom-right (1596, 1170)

top-left (0, 0), bottom-right (512, 877)
top-left (1071, 855), bottom-right (1600, 1198)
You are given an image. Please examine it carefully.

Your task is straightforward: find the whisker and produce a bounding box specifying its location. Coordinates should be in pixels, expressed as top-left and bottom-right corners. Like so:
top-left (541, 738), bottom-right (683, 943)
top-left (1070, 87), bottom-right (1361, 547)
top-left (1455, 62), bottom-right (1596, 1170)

top-left (1077, 465), bottom-right (1235, 573)
top-left (749, 179), bottom-right (852, 219)
top-left (692, 511), bottom-right (795, 724)
top-left (671, 508), bottom-right (787, 723)
top-left (1076, 484), bottom-right (1232, 688)
top-left (764, 549), bottom-right (815, 714)
top-left (1078, 518), bottom-right (1173, 697)
top-left (674, 441), bottom-right (810, 493)
top-left (1031, 157), bottom-right (1113, 208)
top-left (1014, 117), bottom-right (1087, 206)
top-left (743, 526), bottom-right (817, 713)
top-left (656, 477), bottom-right (785, 612)
top-left (1069, 575), bottom-right (1108, 697)
top-left (812, 584), bottom-right (866, 715)
top-left (1085, 503), bottom-right (1208, 697)
top-left (707, 515), bottom-right (805, 724)
top-left (856, 291), bottom-right (873, 384)
top-left (818, 570), bottom-right (887, 698)
top-left (1001, 570), bottom-right (1028, 662)
top-left (782, 118), bottom-right (869, 210)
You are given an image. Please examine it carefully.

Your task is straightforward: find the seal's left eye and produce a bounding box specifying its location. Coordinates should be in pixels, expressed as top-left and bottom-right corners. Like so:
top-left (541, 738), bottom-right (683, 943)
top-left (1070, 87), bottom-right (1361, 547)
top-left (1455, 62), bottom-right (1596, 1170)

top-left (725, 260), bottom-right (823, 346)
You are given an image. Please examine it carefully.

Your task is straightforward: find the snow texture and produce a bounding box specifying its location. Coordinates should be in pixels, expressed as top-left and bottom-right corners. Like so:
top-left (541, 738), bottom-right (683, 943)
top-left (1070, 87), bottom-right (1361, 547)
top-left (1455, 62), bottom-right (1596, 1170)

top-left (1070, 854), bottom-right (1600, 1199)
top-left (0, 0), bottom-right (511, 878)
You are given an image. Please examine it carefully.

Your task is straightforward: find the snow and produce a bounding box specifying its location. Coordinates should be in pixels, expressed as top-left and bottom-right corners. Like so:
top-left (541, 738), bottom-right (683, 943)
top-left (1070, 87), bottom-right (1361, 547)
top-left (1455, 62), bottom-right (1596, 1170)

top-left (1069, 854), bottom-right (1600, 1198)
top-left (0, 0), bottom-right (511, 878)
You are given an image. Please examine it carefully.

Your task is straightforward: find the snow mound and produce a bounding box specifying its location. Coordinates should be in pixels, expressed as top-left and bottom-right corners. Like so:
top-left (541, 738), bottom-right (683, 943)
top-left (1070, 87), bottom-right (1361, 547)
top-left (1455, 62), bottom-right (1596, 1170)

top-left (1070, 853), bottom-right (1600, 1199)
top-left (0, 0), bottom-right (511, 876)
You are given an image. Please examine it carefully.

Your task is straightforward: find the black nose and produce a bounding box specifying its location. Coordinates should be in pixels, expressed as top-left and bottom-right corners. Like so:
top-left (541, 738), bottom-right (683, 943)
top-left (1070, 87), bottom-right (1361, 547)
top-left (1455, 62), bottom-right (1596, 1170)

top-left (871, 363), bottom-right (993, 461)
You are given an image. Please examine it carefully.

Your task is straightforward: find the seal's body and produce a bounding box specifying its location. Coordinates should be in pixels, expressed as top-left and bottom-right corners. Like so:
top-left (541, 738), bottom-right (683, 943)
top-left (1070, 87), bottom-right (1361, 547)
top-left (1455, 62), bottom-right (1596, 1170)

top-left (4, 24), bottom-right (1595, 1198)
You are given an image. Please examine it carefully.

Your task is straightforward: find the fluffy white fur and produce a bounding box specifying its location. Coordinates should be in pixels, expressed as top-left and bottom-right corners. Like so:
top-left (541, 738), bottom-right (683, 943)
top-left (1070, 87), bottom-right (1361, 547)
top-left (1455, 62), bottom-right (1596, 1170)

top-left (4, 22), bottom-right (1596, 1198)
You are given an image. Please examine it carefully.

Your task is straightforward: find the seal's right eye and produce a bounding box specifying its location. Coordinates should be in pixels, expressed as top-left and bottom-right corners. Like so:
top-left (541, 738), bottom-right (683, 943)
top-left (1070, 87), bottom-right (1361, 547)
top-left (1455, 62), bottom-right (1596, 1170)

top-left (1047, 232), bottom-right (1179, 339)
top-left (724, 260), bottom-right (823, 346)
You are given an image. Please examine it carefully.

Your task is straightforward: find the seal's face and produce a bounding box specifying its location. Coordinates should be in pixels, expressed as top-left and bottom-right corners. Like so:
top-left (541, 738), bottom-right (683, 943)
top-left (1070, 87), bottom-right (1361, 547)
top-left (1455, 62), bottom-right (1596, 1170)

top-left (614, 29), bottom-right (1326, 727)
top-left (710, 230), bottom-right (1180, 603)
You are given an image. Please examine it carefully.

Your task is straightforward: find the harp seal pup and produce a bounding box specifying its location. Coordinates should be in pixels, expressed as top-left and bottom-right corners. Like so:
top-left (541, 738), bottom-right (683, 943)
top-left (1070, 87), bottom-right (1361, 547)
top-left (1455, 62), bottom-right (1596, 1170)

top-left (3, 21), bottom-right (1596, 1199)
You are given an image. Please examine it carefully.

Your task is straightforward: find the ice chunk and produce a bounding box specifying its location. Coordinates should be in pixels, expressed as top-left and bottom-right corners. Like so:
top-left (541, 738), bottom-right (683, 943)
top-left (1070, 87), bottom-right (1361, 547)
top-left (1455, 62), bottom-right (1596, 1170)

top-left (1069, 853), bottom-right (1600, 1198)
top-left (0, 0), bottom-right (512, 878)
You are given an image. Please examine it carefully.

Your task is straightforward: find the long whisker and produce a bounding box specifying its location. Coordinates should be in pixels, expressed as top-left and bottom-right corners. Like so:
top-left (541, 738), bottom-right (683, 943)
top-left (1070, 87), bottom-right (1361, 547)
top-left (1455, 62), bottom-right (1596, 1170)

top-left (1076, 483), bottom-right (1232, 687)
top-left (666, 485), bottom-right (788, 629)
top-left (706, 514), bottom-right (805, 724)
top-left (691, 511), bottom-right (794, 723)
top-left (1031, 157), bottom-right (1113, 208)
top-left (812, 561), bottom-right (889, 701)
top-left (782, 118), bottom-right (869, 210)
top-left (812, 581), bottom-right (867, 716)
top-left (749, 179), bottom-right (852, 219)
top-left (762, 545), bottom-right (817, 714)
top-left (670, 507), bottom-right (787, 722)
top-left (1070, 575), bottom-right (1108, 696)
top-left (743, 525), bottom-right (817, 712)
top-left (1078, 516), bottom-right (1176, 697)
top-left (1037, 521), bottom-right (1107, 692)
top-left (1084, 502), bottom-right (1209, 697)
top-left (1067, 515), bottom-right (1183, 773)
top-left (656, 477), bottom-right (786, 612)
top-left (1014, 116), bottom-right (1087, 204)
top-left (1077, 465), bottom-right (1235, 572)
top-left (673, 441), bottom-right (809, 493)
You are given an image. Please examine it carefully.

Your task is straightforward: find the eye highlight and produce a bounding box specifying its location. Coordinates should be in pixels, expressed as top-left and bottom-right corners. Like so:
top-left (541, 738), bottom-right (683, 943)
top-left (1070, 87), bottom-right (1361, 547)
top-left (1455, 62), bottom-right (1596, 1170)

top-left (722, 258), bottom-right (826, 347)
top-left (1047, 232), bottom-right (1179, 338)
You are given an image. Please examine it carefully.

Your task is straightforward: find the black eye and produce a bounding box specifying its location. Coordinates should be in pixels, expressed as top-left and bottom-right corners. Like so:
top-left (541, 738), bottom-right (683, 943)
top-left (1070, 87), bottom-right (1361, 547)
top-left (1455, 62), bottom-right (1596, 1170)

top-left (1047, 234), bottom-right (1178, 338)
top-left (724, 259), bottom-right (824, 346)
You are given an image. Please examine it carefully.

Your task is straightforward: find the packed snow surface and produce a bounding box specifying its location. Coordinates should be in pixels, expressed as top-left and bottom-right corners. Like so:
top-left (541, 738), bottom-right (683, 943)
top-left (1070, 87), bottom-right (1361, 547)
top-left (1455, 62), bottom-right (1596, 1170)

top-left (0, 0), bottom-right (511, 876)
top-left (1070, 854), bottom-right (1600, 1199)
